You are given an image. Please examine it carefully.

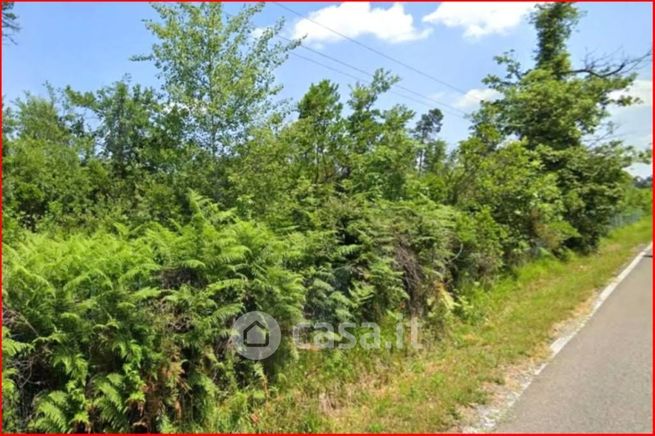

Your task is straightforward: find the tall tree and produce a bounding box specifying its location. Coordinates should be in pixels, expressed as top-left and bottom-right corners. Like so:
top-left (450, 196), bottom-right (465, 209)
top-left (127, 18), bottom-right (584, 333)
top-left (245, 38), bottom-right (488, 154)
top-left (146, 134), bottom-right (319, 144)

top-left (463, 2), bottom-right (648, 251)
top-left (296, 80), bottom-right (345, 185)
top-left (413, 108), bottom-right (445, 174)
top-left (532, 3), bottom-right (579, 78)
top-left (133, 2), bottom-right (298, 156)
top-left (346, 70), bottom-right (418, 200)
top-left (480, 3), bottom-right (646, 151)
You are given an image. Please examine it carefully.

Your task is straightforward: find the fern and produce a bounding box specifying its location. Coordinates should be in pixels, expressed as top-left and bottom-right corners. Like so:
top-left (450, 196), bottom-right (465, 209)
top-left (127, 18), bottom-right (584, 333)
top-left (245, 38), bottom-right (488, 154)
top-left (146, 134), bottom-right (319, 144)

top-left (4, 191), bottom-right (461, 432)
top-left (93, 374), bottom-right (129, 432)
top-left (4, 192), bottom-right (307, 432)
top-left (32, 391), bottom-right (70, 433)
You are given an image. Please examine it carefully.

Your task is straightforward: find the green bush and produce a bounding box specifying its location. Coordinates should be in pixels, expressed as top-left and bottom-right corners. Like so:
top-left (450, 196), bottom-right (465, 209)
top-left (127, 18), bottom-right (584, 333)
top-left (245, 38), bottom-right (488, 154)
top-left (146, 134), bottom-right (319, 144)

top-left (3, 193), bottom-right (305, 433)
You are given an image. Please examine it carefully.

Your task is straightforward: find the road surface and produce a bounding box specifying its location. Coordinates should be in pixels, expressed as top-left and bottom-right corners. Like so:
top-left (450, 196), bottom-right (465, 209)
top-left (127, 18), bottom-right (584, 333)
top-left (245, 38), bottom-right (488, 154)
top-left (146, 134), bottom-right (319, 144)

top-left (494, 249), bottom-right (653, 433)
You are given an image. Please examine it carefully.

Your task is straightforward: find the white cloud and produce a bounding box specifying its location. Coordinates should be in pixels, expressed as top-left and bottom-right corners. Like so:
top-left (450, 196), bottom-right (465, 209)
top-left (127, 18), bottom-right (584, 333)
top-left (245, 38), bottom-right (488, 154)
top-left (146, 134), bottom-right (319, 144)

top-left (453, 88), bottom-right (502, 110)
top-left (291, 2), bottom-right (432, 46)
top-left (423, 2), bottom-right (538, 39)
top-left (606, 79), bottom-right (652, 176)
top-left (608, 79), bottom-right (652, 137)
top-left (610, 79), bottom-right (652, 108)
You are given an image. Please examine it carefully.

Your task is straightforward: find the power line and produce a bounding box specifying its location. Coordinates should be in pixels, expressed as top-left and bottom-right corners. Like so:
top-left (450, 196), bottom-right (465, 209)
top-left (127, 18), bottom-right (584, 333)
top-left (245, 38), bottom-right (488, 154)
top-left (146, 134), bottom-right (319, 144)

top-left (276, 34), bottom-right (468, 116)
top-left (289, 51), bottom-right (362, 82)
top-left (268, 8), bottom-right (655, 142)
top-left (273, 2), bottom-right (474, 98)
top-left (223, 9), bottom-right (469, 118)
top-left (288, 51), bottom-right (467, 120)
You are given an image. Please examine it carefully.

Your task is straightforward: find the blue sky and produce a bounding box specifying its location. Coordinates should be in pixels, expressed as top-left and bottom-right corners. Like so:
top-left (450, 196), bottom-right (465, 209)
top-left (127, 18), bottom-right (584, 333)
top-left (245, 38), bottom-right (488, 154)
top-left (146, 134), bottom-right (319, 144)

top-left (3, 2), bottom-right (652, 176)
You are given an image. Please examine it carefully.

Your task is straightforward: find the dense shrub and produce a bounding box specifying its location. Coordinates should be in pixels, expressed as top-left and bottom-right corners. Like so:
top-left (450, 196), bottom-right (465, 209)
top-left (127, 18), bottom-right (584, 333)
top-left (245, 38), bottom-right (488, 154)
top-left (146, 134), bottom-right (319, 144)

top-left (3, 193), bottom-right (305, 432)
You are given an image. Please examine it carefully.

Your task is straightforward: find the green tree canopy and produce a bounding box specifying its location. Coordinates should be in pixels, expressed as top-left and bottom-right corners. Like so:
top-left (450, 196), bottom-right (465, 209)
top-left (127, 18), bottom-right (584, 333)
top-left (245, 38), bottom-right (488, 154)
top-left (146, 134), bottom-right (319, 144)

top-left (133, 2), bottom-right (298, 155)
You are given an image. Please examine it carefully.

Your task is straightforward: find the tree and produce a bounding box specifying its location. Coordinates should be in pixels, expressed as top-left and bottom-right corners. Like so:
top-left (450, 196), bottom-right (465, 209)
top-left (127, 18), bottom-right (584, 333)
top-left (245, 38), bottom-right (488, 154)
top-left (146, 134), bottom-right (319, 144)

top-left (2, 1), bottom-right (19, 43)
top-left (345, 70), bottom-right (418, 200)
top-left (295, 80), bottom-right (345, 185)
top-left (480, 3), bottom-right (646, 152)
top-left (413, 108), bottom-right (446, 175)
top-left (532, 3), bottom-right (580, 78)
top-left (64, 81), bottom-right (198, 223)
top-left (464, 3), bottom-right (646, 251)
top-left (65, 81), bottom-right (160, 178)
top-left (414, 108), bottom-right (443, 144)
top-left (133, 2), bottom-right (298, 156)
top-left (2, 93), bottom-right (97, 230)
top-left (454, 140), bottom-right (575, 260)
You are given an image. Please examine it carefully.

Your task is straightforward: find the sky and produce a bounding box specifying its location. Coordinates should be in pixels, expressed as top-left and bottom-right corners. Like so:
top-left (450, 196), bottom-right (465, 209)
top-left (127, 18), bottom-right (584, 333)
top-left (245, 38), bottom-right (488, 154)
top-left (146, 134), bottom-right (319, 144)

top-left (2, 1), bottom-right (652, 176)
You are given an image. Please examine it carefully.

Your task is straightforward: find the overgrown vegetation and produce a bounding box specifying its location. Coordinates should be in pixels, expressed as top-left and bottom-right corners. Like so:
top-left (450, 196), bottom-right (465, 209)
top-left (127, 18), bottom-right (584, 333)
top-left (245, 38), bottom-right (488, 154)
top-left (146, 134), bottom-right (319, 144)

top-left (258, 218), bottom-right (652, 433)
top-left (2, 3), bottom-right (651, 433)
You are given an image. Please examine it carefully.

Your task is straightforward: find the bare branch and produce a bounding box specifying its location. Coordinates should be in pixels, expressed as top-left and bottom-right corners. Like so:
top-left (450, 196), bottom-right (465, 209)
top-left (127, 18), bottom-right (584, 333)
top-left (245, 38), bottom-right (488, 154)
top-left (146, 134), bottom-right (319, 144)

top-left (567, 50), bottom-right (652, 78)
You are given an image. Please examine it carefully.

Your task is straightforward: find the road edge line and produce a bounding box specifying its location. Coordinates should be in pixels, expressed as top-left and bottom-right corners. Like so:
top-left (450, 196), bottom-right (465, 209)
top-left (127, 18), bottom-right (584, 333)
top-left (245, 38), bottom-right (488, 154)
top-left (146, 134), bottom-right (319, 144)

top-left (548, 242), bottom-right (652, 358)
top-left (470, 242), bottom-right (653, 433)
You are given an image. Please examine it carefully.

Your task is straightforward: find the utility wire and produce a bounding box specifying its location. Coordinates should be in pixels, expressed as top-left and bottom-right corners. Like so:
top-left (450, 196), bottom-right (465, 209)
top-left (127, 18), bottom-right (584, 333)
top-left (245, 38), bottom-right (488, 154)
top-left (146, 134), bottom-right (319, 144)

top-left (268, 8), bottom-right (651, 141)
top-left (276, 34), bottom-right (469, 116)
top-left (224, 9), bottom-right (470, 118)
top-left (273, 2), bottom-right (475, 98)
top-left (288, 51), bottom-right (467, 120)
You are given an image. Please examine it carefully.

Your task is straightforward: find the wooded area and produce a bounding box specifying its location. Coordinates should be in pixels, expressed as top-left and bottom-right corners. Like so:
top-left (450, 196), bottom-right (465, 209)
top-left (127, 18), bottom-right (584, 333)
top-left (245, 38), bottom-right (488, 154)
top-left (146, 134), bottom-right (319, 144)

top-left (2, 3), bottom-right (651, 433)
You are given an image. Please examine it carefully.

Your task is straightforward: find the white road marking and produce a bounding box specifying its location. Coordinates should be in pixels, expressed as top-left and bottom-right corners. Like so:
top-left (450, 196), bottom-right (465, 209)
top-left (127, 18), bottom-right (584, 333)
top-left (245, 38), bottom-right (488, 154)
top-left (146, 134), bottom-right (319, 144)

top-left (463, 242), bottom-right (653, 433)
top-left (550, 243), bottom-right (652, 356)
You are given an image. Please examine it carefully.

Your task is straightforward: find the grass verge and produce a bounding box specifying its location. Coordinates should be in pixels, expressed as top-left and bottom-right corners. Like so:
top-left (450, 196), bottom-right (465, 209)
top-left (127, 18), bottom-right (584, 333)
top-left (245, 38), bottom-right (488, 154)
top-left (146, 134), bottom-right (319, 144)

top-left (251, 218), bottom-right (652, 433)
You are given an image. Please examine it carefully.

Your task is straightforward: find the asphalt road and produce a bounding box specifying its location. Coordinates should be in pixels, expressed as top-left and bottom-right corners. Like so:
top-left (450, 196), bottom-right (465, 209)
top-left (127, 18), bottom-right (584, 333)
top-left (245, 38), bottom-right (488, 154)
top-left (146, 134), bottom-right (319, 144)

top-left (495, 249), bottom-right (653, 433)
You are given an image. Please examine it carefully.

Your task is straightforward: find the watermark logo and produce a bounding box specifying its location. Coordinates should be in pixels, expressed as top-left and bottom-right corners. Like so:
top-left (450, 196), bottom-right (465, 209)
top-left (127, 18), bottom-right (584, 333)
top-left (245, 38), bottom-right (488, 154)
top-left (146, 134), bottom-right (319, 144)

top-left (231, 311), bottom-right (422, 360)
top-left (231, 311), bottom-right (281, 360)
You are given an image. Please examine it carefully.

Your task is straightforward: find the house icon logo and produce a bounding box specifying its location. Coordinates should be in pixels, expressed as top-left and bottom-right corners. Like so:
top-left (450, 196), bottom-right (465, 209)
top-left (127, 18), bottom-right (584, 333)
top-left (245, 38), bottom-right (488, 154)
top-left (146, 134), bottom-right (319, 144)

top-left (243, 320), bottom-right (269, 347)
top-left (231, 311), bottom-right (281, 360)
